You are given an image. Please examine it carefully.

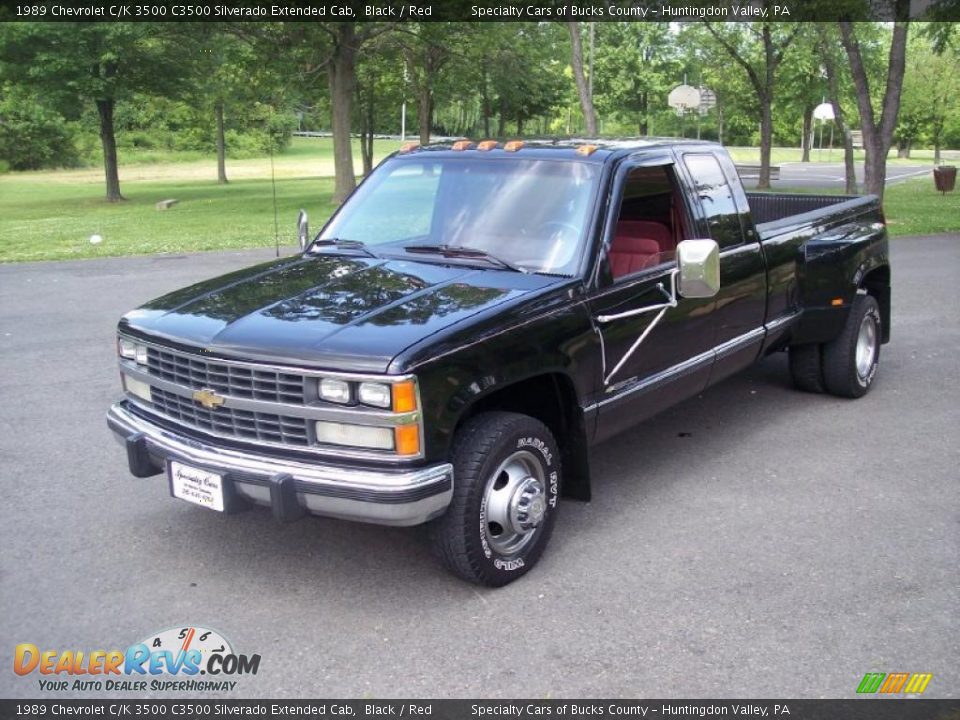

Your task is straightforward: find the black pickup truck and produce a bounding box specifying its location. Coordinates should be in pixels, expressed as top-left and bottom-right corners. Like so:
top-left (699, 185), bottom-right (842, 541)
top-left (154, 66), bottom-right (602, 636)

top-left (108, 139), bottom-right (890, 585)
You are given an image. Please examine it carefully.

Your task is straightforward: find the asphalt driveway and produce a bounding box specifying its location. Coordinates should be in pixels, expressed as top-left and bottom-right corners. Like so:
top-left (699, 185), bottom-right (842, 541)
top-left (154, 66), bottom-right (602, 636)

top-left (1, 236), bottom-right (957, 699)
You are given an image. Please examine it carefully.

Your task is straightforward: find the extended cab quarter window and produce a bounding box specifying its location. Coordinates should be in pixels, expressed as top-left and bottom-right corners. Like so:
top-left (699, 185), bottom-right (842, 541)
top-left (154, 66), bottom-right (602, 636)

top-left (608, 165), bottom-right (689, 282)
top-left (682, 153), bottom-right (745, 248)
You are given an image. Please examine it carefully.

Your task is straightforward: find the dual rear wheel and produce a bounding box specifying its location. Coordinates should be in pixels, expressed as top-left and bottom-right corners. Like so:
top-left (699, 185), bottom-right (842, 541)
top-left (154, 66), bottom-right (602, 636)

top-left (789, 294), bottom-right (882, 398)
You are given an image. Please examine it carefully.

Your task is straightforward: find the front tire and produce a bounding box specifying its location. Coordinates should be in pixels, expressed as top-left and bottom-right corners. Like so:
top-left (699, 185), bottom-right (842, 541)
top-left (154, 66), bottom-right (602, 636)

top-left (822, 294), bottom-right (882, 398)
top-left (429, 412), bottom-right (561, 586)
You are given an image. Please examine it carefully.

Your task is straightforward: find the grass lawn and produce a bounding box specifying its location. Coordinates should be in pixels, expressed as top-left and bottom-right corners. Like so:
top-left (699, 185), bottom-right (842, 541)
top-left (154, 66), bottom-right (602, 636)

top-left (877, 179), bottom-right (960, 236)
top-left (1, 138), bottom-right (957, 263)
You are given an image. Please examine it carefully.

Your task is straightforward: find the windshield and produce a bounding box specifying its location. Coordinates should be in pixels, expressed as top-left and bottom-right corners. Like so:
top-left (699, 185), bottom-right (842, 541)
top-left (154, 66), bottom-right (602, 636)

top-left (318, 156), bottom-right (601, 275)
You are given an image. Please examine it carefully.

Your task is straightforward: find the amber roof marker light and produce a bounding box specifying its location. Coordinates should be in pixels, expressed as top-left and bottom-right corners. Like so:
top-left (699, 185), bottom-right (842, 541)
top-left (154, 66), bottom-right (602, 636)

top-left (452, 140), bottom-right (474, 151)
top-left (477, 140), bottom-right (498, 151)
top-left (399, 142), bottom-right (420, 153)
top-left (503, 140), bottom-right (525, 152)
top-left (576, 144), bottom-right (598, 156)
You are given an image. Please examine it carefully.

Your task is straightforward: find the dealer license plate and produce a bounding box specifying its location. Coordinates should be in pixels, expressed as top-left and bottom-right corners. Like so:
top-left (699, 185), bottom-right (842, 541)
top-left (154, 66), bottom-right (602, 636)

top-left (169, 461), bottom-right (224, 512)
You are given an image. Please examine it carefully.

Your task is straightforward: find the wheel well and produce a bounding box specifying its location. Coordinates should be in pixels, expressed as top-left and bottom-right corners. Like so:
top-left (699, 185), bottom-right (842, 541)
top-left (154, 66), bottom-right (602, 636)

top-left (862, 265), bottom-right (891, 343)
top-left (455, 373), bottom-right (591, 501)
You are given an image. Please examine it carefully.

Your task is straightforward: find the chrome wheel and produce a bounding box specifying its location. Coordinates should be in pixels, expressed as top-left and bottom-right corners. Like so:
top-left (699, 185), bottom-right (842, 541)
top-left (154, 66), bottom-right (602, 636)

top-left (482, 450), bottom-right (547, 556)
top-left (855, 313), bottom-right (878, 381)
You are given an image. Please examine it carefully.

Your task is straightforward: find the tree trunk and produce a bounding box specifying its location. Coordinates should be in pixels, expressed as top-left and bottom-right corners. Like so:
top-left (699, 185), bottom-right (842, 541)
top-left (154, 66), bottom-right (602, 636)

top-left (640, 92), bottom-right (649, 135)
top-left (567, 22), bottom-right (597, 136)
top-left (364, 92), bottom-right (374, 177)
top-left (758, 100), bottom-right (773, 189)
top-left (517, 118), bottom-right (524, 136)
top-left (801, 105), bottom-right (813, 162)
top-left (215, 100), bottom-right (227, 184)
top-left (418, 86), bottom-right (432, 146)
top-left (357, 79), bottom-right (374, 177)
top-left (481, 65), bottom-right (491, 138)
top-left (897, 139), bottom-right (910, 159)
top-left (497, 97), bottom-right (505, 138)
top-left (96, 99), bottom-right (123, 202)
top-left (818, 28), bottom-right (858, 194)
top-left (839, 14), bottom-right (909, 200)
top-left (328, 24), bottom-right (357, 205)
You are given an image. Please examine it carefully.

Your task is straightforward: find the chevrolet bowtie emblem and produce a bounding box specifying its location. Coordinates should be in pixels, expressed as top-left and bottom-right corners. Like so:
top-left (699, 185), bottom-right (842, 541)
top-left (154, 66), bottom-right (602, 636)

top-left (192, 388), bottom-right (225, 409)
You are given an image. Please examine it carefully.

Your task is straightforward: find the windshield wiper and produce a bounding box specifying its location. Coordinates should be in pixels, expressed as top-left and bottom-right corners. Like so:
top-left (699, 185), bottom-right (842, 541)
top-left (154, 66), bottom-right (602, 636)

top-left (311, 238), bottom-right (381, 259)
top-left (404, 244), bottom-right (528, 274)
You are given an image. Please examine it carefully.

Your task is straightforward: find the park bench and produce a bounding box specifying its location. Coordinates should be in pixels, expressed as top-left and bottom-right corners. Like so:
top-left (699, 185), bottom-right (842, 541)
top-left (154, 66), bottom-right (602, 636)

top-left (735, 164), bottom-right (781, 181)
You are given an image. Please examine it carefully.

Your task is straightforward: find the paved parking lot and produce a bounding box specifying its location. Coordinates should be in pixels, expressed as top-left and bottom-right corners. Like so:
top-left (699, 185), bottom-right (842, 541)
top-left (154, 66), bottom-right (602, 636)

top-left (754, 162), bottom-right (933, 190)
top-left (1, 236), bottom-right (957, 699)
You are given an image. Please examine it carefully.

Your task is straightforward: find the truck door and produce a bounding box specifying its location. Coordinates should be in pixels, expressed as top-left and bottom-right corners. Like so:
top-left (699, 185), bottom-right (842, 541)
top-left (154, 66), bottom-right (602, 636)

top-left (678, 152), bottom-right (767, 384)
top-left (586, 159), bottom-right (717, 444)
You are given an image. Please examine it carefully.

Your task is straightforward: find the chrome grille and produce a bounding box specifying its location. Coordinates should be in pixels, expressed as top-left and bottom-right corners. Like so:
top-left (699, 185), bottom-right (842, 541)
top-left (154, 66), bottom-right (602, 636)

top-left (146, 346), bottom-right (304, 404)
top-left (151, 387), bottom-right (310, 446)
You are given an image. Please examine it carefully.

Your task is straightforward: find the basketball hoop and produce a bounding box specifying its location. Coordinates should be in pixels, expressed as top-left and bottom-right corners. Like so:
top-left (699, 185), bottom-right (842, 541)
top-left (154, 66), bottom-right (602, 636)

top-left (668, 84), bottom-right (701, 117)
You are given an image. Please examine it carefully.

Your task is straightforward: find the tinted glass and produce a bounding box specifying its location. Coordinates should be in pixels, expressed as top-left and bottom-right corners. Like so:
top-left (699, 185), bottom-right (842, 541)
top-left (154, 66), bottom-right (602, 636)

top-left (321, 157), bottom-right (601, 275)
top-left (683, 154), bottom-right (743, 248)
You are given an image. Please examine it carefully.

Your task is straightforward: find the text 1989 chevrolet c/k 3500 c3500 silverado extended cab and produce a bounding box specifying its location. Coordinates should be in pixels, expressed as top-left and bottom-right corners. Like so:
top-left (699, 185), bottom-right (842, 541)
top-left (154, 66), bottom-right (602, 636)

top-left (108, 139), bottom-right (890, 585)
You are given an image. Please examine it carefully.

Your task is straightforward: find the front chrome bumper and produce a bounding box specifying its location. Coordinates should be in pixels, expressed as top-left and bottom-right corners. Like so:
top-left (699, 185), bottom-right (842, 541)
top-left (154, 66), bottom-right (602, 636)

top-left (106, 402), bottom-right (453, 527)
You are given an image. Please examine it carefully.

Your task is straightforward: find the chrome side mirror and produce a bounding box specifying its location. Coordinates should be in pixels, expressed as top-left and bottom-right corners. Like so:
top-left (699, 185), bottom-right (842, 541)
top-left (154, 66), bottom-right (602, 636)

top-left (677, 239), bottom-right (720, 298)
top-left (297, 209), bottom-right (309, 251)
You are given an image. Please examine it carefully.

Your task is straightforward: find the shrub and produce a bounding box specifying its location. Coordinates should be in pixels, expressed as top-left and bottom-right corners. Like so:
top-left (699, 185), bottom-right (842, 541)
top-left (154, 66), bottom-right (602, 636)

top-left (0, 89), bottom-right (80, 170)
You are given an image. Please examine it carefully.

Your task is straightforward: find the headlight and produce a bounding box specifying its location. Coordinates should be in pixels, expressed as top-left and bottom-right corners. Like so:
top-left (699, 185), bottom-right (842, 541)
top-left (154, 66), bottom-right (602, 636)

top-left (319, 378), bottom-right (351, 404)
top-left (315, 422), bottom-right (394, 450)
top-left (357, 382), bottom-right (391, 408)
top-left (118, 337), bottom-right (148, 365)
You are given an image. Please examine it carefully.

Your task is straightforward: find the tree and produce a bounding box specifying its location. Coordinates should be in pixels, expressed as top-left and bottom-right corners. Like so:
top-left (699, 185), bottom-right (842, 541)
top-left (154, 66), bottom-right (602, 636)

top-left (567, 22), bottom-right (597, 136)
top-left (817, 25), bottom-right (859, 194)
top-left (901, 30), bottom-right (960, 164)
top-left (395, 23), bottom-right (464, 145)
top-left (186, 25), bottom-right (280, 184)
top-left (0, 23), bottom-right (188, 201)
top-left (593, 24), bottom-right (680, 135)
top-left (355, 42), bottom-right (404, 175)
top-left (485, 24), bottom-right (566, 137)
top-left (838, 4), bottom-right (910, 199)
top-left (777, 26), bottom-right (826, 163)
top-left (252, 22), bottom-right (393, 204)
top-left (703, 17), bottom-right (802, 189)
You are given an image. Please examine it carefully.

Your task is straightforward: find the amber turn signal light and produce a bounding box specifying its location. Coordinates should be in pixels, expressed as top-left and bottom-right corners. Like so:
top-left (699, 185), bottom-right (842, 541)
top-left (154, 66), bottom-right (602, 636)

top-left (395, 424), bottom-right (420, 456)
top-left (392, 380), bottom-right (417, 413)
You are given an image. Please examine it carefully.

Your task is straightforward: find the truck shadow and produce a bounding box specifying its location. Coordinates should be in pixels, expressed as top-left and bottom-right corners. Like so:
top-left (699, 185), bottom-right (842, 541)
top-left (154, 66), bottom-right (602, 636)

top-left (168, 351), bottom-right (833, 598)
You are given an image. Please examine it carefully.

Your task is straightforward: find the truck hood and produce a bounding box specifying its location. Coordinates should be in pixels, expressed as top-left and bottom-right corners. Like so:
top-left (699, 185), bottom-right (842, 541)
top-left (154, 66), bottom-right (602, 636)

top-left (120, 254), bottom-right (562, 373)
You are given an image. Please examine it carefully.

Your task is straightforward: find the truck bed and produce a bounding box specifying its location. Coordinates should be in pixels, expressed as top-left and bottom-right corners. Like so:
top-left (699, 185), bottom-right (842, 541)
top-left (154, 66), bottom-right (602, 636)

top-left (746, 192), bottom-right (875, 230)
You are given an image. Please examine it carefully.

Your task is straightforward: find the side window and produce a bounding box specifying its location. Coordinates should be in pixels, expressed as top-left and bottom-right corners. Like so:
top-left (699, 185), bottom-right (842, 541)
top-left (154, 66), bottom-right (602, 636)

top-left (607, 165), bottom-right (689, 282)
top-left (683, 154), bottom-right (744, 248)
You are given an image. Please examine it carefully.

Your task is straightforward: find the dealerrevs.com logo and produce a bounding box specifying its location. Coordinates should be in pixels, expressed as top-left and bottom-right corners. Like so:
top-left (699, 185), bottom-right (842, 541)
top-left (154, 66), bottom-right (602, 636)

top-left (857, 672), bottom-right (933, 695)
top-left (14, 626), bottom-right (260, 693)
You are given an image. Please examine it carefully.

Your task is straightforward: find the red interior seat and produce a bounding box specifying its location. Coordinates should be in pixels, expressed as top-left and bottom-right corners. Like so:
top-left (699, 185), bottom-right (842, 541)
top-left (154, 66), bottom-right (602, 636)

top-left (610, 220), bottom-right (673, 279)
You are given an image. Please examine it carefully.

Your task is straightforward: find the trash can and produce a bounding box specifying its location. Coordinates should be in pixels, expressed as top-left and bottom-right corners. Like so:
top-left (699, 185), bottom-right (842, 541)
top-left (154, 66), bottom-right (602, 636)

top-left (933, 165), bottom-right (956, 194)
